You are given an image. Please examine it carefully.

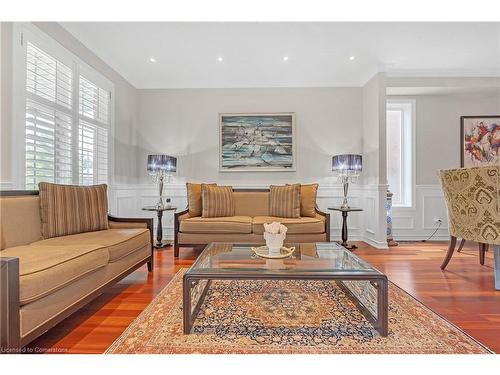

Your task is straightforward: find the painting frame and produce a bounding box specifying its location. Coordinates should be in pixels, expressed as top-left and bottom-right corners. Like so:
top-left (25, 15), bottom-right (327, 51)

top-left (460, 115), bottom-right (500, 167)
top-left (219, 112), bottom-right (296, 172)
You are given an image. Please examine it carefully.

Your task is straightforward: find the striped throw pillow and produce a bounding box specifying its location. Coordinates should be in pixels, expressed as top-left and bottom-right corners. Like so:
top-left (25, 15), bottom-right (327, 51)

top-left (39, 182), bottom-right (109, 239)
top-left (201, 185), bottom-right (234, 218)
top-left (269, 184), bottom-right (301, 218)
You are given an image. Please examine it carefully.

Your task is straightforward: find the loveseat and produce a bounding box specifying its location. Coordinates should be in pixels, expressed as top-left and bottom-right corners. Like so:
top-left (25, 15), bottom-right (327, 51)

top-left (0, 189), bottom-right (153, 351)
top-left (174, 187), bottom-right (330, 257)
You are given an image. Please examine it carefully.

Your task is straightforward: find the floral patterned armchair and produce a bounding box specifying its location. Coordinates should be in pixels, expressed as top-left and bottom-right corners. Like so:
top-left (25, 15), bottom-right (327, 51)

top-left (438, 165), bottom-right (499, 273)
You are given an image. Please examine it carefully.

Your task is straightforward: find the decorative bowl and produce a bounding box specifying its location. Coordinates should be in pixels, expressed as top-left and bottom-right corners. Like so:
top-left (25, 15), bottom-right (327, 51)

top-left (251, 245), bottom-right (295, 259)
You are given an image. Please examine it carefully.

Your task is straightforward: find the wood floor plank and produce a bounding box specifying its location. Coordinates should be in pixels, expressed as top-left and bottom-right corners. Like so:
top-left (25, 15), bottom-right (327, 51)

top-left (26, 241), bottom-right (500, 354)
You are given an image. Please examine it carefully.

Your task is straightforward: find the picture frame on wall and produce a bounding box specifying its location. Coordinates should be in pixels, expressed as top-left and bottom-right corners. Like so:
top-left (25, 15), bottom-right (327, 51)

top-left (219, 113), bottom-right (296, 172)
top-left (460, 115), bottom-right (500, 167)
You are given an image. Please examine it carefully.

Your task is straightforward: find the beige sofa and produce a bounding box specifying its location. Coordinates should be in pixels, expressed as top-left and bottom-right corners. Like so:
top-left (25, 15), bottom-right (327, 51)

top-left (174, 188), bottom-right (330, 257)
top-left (0, 191), bottom-right (153, 351)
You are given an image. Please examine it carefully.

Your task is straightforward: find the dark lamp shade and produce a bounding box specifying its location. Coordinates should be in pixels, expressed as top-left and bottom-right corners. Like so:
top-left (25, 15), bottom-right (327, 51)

top-left (332, 154), bottom-right (362, 172)
top-left (147, 155), bottom-right (177, 172)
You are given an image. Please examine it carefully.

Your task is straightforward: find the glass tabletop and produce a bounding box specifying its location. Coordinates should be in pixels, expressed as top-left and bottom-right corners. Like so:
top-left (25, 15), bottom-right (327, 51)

top-left (187, 242), bottom-right (383, 276)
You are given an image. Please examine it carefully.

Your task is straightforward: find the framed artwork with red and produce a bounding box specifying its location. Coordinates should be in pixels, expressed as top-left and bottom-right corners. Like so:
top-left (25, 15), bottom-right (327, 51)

top-left (460, 116), bottom-right (500, 167)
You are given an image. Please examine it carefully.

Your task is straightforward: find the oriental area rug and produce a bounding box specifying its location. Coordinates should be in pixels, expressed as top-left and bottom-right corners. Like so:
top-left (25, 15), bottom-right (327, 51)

top-left (106, 269), bottom-right (492, 354)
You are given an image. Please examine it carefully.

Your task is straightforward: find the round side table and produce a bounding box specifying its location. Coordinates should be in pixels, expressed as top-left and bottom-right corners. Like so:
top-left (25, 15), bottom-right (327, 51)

top-left (328, 206), bottom-right (363, 250)
top-left (142, 206), bottom-right (177, 248)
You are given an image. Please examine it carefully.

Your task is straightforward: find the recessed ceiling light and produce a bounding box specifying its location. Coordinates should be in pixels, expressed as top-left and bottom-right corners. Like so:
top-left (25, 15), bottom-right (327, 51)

top-left (217, 56), bottom-right (223, 62)
top-left (283, 56), bottom-right (289, 61)
top-left (349, 56), bottom-right (355, 61)
top-left (149, 57), bottom-right (156, 63)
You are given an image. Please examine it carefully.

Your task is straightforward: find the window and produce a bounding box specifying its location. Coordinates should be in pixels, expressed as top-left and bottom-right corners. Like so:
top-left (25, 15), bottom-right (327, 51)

top-left (20, 30), bottom-right (112, 190)
top-left (386, 100), bottom-right (414, 207)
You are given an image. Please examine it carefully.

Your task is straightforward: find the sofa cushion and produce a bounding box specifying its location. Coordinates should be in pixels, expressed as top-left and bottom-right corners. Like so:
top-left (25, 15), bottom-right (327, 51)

top-left (233, 191), bottom-right (270, 217)
top-left (269, 184), bottom-right (301, 218)
top-left (39, 182), bottom-right (109, 239)
top-left (1, 244), bottom-right (109, 305)
top-left (252, 216), bottom-right (325, 235)
top-left (202, 185), bottom-right (235, 218)
top-left (180, 216), bottom-right (252, 234)
top-left (0, 195), bottom-right (42, 250)
top-left (36, 228), bottom-right (150, 262)
top-left (299, 184), bottom-right (319, 218)
top-left (186, 182), bottom-right (216, 217)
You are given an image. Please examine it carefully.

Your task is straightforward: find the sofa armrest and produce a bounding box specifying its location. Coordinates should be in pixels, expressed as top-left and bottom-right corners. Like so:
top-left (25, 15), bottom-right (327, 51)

top-left (315, 207), bottom-right (330, 242)
top-left (173, 209), bottom-right (190, 257)
top-left (175, 209), bottom-right (191, 222)
top-left (108, 215), bottom-right (154, 269)
top-left (0, 257), bottom-right (20, 351)
top-left (108, 214), bottom-right (152, 230)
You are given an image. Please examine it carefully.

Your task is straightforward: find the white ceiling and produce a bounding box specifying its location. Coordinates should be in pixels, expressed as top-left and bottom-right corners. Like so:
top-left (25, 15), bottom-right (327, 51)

top-left (60, 22), bottom-right (500, 89)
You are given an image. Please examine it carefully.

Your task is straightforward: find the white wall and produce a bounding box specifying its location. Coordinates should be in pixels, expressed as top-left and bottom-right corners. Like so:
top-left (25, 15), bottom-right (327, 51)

top-left (405, 92), bottom-right (500, 184)
top-left (361, 72), bottom-right (388, 247)
top-left (388, 87), bottom-right (500, 240)
top-left (128, 84), bottom-right (389, 248)
top-left (0, 22), bottom-right (139, 186)
top-left (362, 72), bottom-right (387, 186)
top-left (136, 87), bottom-right (363, 185)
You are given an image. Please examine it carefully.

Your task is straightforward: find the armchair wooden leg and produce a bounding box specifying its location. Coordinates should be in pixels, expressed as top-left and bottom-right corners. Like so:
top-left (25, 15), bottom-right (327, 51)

top-left (457, 238), bottom-right (466, 252)
top-left (441, 236), bottom-right (457, 270)
top-left (174, 243), bottom-right (180, 258)
top-left (479, 243), bottom-right (486, 266)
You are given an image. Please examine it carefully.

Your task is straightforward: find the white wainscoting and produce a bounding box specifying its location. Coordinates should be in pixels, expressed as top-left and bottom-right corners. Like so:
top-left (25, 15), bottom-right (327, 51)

top-left (109, 184), bottom-right (188, 241)
top-left (108, 183), bottom-right (389, 246)
top-left (392, 185), bottom-right (449, 241)
top-left (0, 182), bottom-right (15, 190)
top-left (362, 184), bottom-right (390, 249)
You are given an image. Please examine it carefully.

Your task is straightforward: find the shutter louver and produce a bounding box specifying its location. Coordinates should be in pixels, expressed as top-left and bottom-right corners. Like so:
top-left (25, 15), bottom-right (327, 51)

top-left (79, 76), bottom-right (109, 124)
top-left (25, 100), bottom-right (73, 190)
top-left (26, 42), bottom-right (72, 109)
top-left (78, 75), bottom-right (110, 185)
top-left (79, 121), bottom-right (109, 185)
top-left (96, 126), bottom-right (109, 184)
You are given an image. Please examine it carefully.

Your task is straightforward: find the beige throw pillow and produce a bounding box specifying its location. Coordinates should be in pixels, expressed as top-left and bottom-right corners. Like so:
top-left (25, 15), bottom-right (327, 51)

top-left (269, 184), bottom-right (301, 218)
top-left (201, 185), bottom-right (235, 218)
top-left (39, 182), bottom-right (109, 239)
top-left (300, 183), bottom-right (319, 217)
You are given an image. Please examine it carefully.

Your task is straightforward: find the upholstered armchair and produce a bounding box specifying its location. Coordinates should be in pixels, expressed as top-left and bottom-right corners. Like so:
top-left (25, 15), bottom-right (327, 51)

top-left (438, 165), bottom-right (500, 289)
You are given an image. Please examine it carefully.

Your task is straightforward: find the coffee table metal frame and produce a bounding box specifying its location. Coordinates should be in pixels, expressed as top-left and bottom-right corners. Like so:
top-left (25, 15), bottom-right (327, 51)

top-left (182, 243), bottom-right (388, 337)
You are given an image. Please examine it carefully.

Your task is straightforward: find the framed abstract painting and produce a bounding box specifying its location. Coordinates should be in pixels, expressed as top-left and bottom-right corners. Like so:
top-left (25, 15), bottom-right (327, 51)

top-left (460, 116), bottom-right (500, 167)
top-left (219, 113), bottom-right (296, 172)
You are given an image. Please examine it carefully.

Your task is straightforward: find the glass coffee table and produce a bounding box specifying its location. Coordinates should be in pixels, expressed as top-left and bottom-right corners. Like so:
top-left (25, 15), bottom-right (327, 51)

top-left (183, 242), bottom-right (388, 336)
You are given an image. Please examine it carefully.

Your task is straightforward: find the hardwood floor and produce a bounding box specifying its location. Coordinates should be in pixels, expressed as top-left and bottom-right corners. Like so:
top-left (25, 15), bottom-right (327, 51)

top-left (27, 241), bottom-right (500, 354)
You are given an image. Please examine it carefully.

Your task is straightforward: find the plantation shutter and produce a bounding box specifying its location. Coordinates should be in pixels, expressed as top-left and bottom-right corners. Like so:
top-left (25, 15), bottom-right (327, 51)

top-left (78, 76), bottom-right (110, 185)
top-left (23, 36), bottom-right (111, 189)
top-left (25, 42), bottom-right (73, 190)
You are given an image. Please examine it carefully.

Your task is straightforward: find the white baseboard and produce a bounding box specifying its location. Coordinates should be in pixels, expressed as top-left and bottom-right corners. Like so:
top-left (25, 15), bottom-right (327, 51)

top-left (362, 236), bottom-right (389, 249)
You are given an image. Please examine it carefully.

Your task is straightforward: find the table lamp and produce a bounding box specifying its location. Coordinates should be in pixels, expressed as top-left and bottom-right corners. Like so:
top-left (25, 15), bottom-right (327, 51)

top-left (147, 154), bottom-right (177, 208)
top-left (332, 154), bottom-right (362, 209)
